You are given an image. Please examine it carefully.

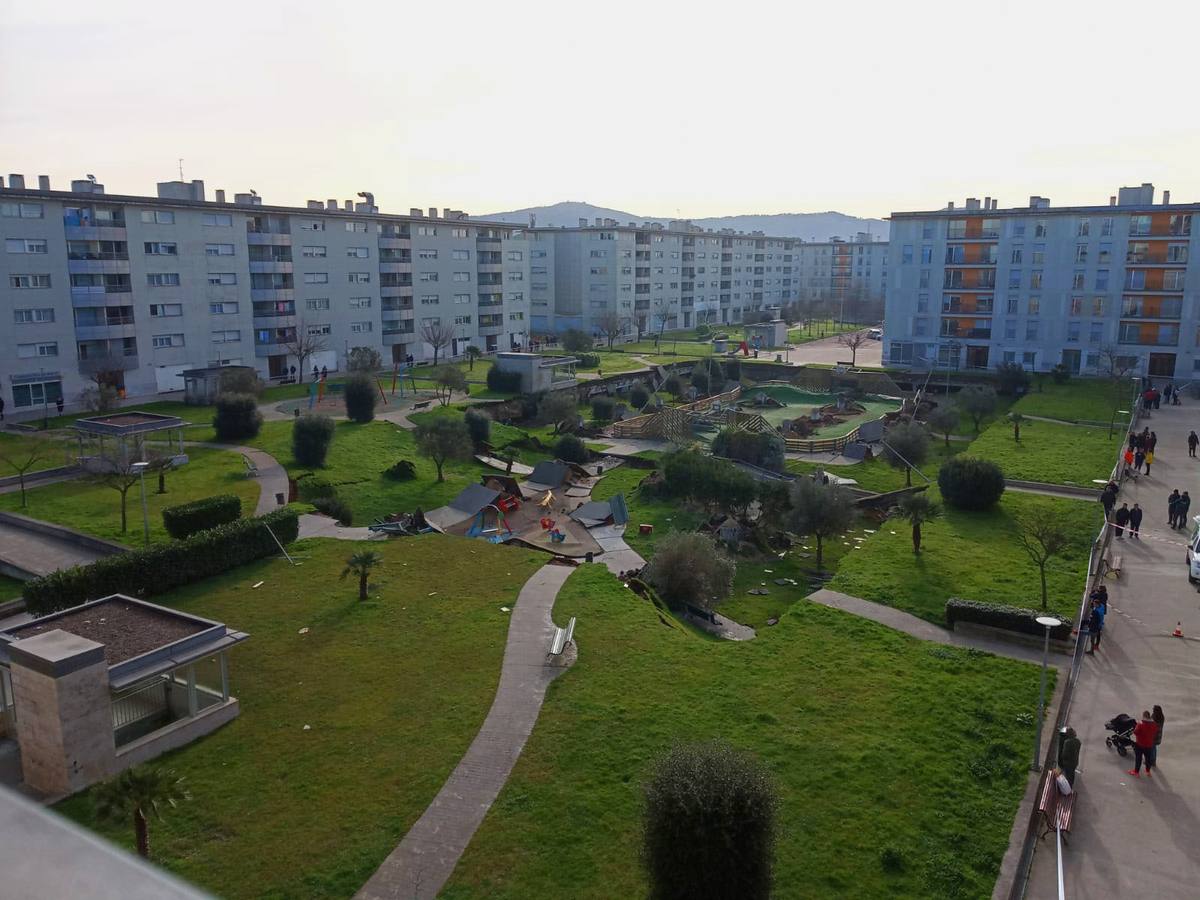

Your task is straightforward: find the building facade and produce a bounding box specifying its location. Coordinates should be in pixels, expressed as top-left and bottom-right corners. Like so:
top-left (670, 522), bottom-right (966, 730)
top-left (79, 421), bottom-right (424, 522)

top-left (0, 174), bottom-right (531, 411)
top-left (884, 184), bottom-right (1198, 378)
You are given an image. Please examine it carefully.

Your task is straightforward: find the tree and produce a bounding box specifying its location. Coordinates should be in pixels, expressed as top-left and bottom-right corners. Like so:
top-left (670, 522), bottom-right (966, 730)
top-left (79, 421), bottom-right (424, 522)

top-left (347, 346), bottom-right (383, 373)
top-left (690, 362), bottom-right (711, 396)
top-left (896, 493), bottom-right (940, 554)
top-left (143, 449), bottom-right (175, 495)
top-left (994, 361), bottom-right (1030, 396)
top-left (464, 344), bottom-right (482, 370)
top-left (788, 478), bottom-right (857, 570)
top-left (464, 408), bottom-right (491, 449)
top-left (926, 403), bottom-right (959, 447)
top-left (94, 766), bottom-right (189, 859)
top-left (562, 328), bottom-right (593, 353)
top-left (937, 456), bottom-right (1005, 511)
top-left (414, 417), bottom-right (470, 482)
top-left (555, 433), bottom-right (589, 464)
top-left (596, 309), bottom-right (625, 349)
top-left (538, 392), bottom-right (577, 435)
top-left (343, 373), bottom-right (378, 422)
top-left (591, 396), bottom-right (616, 421)
top-left (292, 414), bottom-right (335, 468)
top-left (431, 366), bottom-right (468, 406)
top-left (958, 384), bottom-right (998, 433)
top-left (1099, 345), bottom-right (1137, 437)
top-left (1014, 514), bottom-right (1071, 609)
top-left (642, 741), bottom-right (777, 900)
top-left (282, 319), bottom-right (329, 383)
top-left (90, 452), bottom-right (143, 533)
top-left (882, 420), bottom-right (930, 487)
top-left (642, 532), bottom-right (735, 611)
top-left (419, 319), bottom-right (456, 366)
top-left (1009, 411), bottom-right (1026, 442)
top-left (630, 382), bottom-right (651, 410)
top-left (495, 445), bottom-right (521, 475)
top-left (213, 393), bottom-right (263, 441)
top-left (80, 372), bottom-right (120, 413)
top-left (662, 373), bottom-right (684, 399)
top-left (0, 440), bottom-right (54, 508)
top-left (837, 330), bottom-right (869, 366)
top-left (341, 549), bottom-right (383, 601)
top-left (653, 297), bottom-right (677, 343)
top-left (217, 367), bottom-right (264, 397)
top-left (634, 311), bottom-right (649, 341)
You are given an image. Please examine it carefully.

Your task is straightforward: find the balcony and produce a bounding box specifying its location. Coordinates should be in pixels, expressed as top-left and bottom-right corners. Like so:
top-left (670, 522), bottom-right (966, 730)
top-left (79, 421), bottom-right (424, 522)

top-left (67, 258), bottom-right (131, 276)
top-left (382, 297), bottom-right (414, 312)
top-left (477, 274), bottom-right (502, 286)
top-left (478, 297), bottom-right (503, 308)
top-left (77, 348), bottom-right (139, 374)
top-left (380, 285), bottom-right (414, 299)
top-left (73, 321), bottom-right (137, 341)
top-left (248, 260), bottom-right (294, 274)
top-left (249, 288), bottom-right (295, 303)
top-left (940, 327), bottom-right (992, 340)
top-left (378, 261), bottom-right (413, 275)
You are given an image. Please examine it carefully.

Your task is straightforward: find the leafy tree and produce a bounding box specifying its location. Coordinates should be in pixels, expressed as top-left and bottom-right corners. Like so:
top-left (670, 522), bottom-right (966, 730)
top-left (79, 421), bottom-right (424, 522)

top-left (292, 414), bottom-right (335, 468)
top-left (538, 392), bottom-right (577, 434)
top-left (0, 439), bottom-right (54, 508)
top-left (882, 420), bottom-right (930, 487)
top-left (630, 382), bottom-right (651, 409)
top-left (994, 361), bottom-right (1030, 396)
top-left (94, 766), bottom-right (190, 859)
top-left (896, 492), bottom-right (940, 554)
top-left (562, 328), bottom-right (593, 353)
top-left (1050, 363), bottom-right (1071, 385)
top-left (213, 393), bottom-right (263, 441)
top-left (431, 366), bottom-right (468, 406)
top-left (643, 741), bottom-right (777, 900)
top-left (958, 384), bottom-right (998, 433)
top-left (419, 319), bottom-right (456, 366)
top-left (937, 456), bottom-right (1005, 511)
top-left (690, 363), bottom-right (711, 396)
top-left (663, 373), bottom-right (684, 399)
top-left (788, 478), bottom-right (857, 570)
top-left (555, 433), bottom-right (588, 464)
top-left (347, 346), bottom-right (383, 373)
top-left (591, 396), bottom-right (617, 421)
top-left (643, 532), bottom-right (735, 611)
top-left (341, 549), bottom-right (383, 601)
top-left (414, 417), bottom-right (470, 482)
top-left (1014, 514), bottom-right (1071, 609)
top-left (464, 345), bottom-right (482, 370)
top-left (711, 429), bottom-right (785, 473)
top-left (723, 356), bottom-right (742, 381)
top-left (343, 373), bottom-right (378, 422)
top-left (1009, 411), bottom-right (1026, 442)
top-left (217, 367), bottom-right (264, 397)
top-left (464, 408), bottom-right (491, 449)
top-left (80, 374), bottom-right (120, 413)
top-left (926, 403), bottom-right (959, 448)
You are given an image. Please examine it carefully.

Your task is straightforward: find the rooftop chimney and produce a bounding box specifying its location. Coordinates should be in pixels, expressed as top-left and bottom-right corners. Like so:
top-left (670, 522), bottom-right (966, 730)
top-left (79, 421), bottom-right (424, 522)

top-left (1110, 196), bottom-right (1116, 206)
top-left (984, 196), bottom-right (991, 209)
top-left (38, 175), bottom-right (50, 191)
top-left (1163, 190), bottom-right (1171, 205)
top-left (327, 200), bottom-right (338, 210)
top-left (410, 208), bottom-right (422, 217)
top-left (594, 217), bottom-right (602, 227)
top-left (8, 174), bottom-right (25, 190)
top-left (343, 200), bottom-right (353, 211)
top-left (307, 200), bottom-right (322, 209)
top-left (947, 201), bottom-right (955, 210)
top-left (428, 207), bottom-right (437, 218)
top-left (215, 189), bottom-right (226, 203)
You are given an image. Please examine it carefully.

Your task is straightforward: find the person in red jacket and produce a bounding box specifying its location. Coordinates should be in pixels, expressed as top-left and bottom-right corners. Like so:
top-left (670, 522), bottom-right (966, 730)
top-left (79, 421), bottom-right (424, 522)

top-left (1129, 710), bottom-right (1158, 777)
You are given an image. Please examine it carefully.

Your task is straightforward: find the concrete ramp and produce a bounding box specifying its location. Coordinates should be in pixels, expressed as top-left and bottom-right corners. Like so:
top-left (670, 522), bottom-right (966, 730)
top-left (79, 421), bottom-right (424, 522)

top-left (0, 511), bottom-right (127, 581)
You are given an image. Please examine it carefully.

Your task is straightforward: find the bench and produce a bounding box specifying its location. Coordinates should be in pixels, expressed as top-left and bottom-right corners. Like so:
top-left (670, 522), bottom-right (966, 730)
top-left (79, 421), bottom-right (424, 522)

top-left (242, 454), bottom-right (259, 478)
top-left (411, 400), bottom-right (431, 411)
top-left (1036, 772), bottom-right (1077, 844)
top-left (549, 616), bottom-right (577, 656)
top-left (1106, 553), bottom-right (1124, 580)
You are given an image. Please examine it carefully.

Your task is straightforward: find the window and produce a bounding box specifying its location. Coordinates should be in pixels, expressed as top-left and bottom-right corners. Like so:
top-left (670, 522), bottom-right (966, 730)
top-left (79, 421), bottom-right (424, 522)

top-left (205, 243), bottom-right (235, 256)
top-left (303, 273), bottom-right (329, 285)
top-left (1098, 242), bottom-right (1112, 264)
top-left (203, 213), bottom-right (233, 227)
top-left (901, 245), bottom-right (913, 264)
top-left (350, 321), bottom-right (372, 333)
top-left (590, 250), bottom-right (608, 258)
top-left (1034, 221), bottom-right (1047, 238)
top-left (921, 222), bottom-right (934, 240)
top-left (507, 271), bottom-right (523, 281)
top-left (1005, 322), bottom-right (1017, 340)
top-left (346, 246), bottom-right (369, 258)
top-left (919, 269), bottom-right (930, 289)
top-left (506, 291), bottom-right (524, 302)
top-left (144, 242), bottom-right (177, 255)
top-left (1168, 244), bottom-right (1189, 263)
top-left (307, 324), bottom-right (332, 336)
top-left (9, 274), bottom-right (51, 288)
top-left (1095, 269), bottom-right (1109, 291)
top-left (210, 301), bottom-right (238, 314)
top-left (1078, 219), bottom-right (1090, 237)
top-left (913, 317), bottom-right (928, 337)
top-left (2, 202), bottom-right (44, 218)
top-left (452, 271), bottom-right (471, 282)
top-left (450, 227), bottom-right (468, 238)
top-left (17, 341), bottom-right (58, 358)
top-left (1126, 270), bottom-right (1146, 290)
top-left (420, 294), bottom-right (440, 305)
top-left (507, 250), bottom-right (524, 261)
top-left (1010, 248), bottom-right (1023, 264)
top-left (207, 273), bottom-right (237, 286)
top-left (1070, 296), bottom-right (1084, 315)
top-left (345, 222), bottom-right (367, 233)
top-left (1008, 269), bottom-right (1022, 290)
top-left (1013, 222), bottom-right (1027, 238)
top-left (300, 220), bottom-right (326, 231)
top-left (1067, 321), bottom-right (1081, 342)
top-left (454, 293), bottom-right (471, 304)
top-left (1026, 321), bottom-right (1039, 340)
top-left (1075, 244), bottom-right (1088, 263)
top-left (920, 246), bottom-right (932, 264)
top-left (1164, 270), bottom-right (1186, 291)
top-left (149, 303), bottom-right (182, 317)
top-left (452, 249), bottom-right (470, 261)
top-left (417, 248), bottom-right (438, 260)
top-left (1129, 215), bottom-right (1151, 236)
top-left (453, 315), bottom-right (471, 326)
top-left (509, 311), bottom-right (525, 321)
top-left (1090, 322), bottom-right (1104, 343)
top-left (146, 273), bottom-right (181, 287)
top-left (212, 329), bottom-right (240, 343)
top-left (140, 210), bottom-right (175, 224)
top-left (150, 333), bottom-right (185, 348)
top-left (419, 272), bottom-right (438, 282)
top-left (306, 298), bottom-right (331, 311)
top-left (5, 238), bottom-right (48, 254)
top-left (1101, 217), bottom-right (1114, 237)
top-left (13, 307), bottom-right (54, 324)
top-left (416, 226), bottom-right (437, 237)
top-left (1006, 296), bottom-right (1019, 314)
top-left (1093, 297), bottom-right (1105, 316)
top-left (349, 296), bottom-right (372, 308)
top-left (1072, 271), bottom-right (1086, 290)
top-left (348, 272), bottom-right (371, 284)
top-left (1030, 270), bottom-right (1043, 290)
top-left (302, 245), bottom-right (326, 257)
top-left (1028, 297), bottom-right (1040, 314)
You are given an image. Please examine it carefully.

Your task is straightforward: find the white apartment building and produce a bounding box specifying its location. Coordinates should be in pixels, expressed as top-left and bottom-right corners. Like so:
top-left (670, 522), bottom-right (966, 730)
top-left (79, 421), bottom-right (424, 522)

top-left (793, 233), bottom-right (887, 315)
top-left (0, 174), bottom-right (531, 411)
top-left (884, 184), bottom-right (1198, 379)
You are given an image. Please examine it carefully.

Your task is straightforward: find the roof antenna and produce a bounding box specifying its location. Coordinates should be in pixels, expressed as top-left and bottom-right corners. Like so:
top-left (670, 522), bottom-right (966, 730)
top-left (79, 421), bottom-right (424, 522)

top-left (178, 158), bottom-right (185, 181)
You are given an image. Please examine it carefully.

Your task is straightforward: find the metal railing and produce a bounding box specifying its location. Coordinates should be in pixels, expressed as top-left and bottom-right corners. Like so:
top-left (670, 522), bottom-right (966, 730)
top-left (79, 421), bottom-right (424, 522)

top-left (111, 678), bottom-right (168, 733)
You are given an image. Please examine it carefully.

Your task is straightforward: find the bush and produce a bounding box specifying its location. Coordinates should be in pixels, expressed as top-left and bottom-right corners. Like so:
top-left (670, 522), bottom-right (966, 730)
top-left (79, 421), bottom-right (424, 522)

top-left (217, 368), bottom-right (264, 397)
top-left (383, 459), bottom-right (417, 480)
top-left (161, 494), bottom-right (241, 540)
top-left (555, 433), bottom-right (588, 464)
top-left (213, 393), bottom-right (263, 441)
top-left (591, 396), bottom-right (617, 421)
top-left (937, 456), bottom-right (1005, 510)
top-left (296, 476), bottom-right (336, 501)
top-left (723, 356), bottom-right (742, 380)
top-left (22, 508), bottom-right (300, 616)
top-left (711, 429), bottom-right (785, 472)
top-left (293, 414), bottom-right (335, 468)
top-left (659, 451), bottom-right (757, 514)
top-left (694, 323), bottom-right (712, 338)
top-left (576, 353), bottom-right (601, 369)
top-left (342, 373), bottom-right (377, 423)
top-left (994, 361), bottom-right (1030, 396)
top-left (464, 408), bottom-right (491, 449)
top-left (662, 374), bottom-right (684, 398)
top-left (347, 346), bottom-right (383, 373)
top-left (1050, 363), bottom-right (1071, 385)
top-left (945, 598), bottom-right (1073, 641)
top-left (630, 383), bottom-right (651, 409)
top-left (643, 740), bottom-right (777, 900)
top-left (642, 532), bottom-right (736, 610)
top-left (690, 364), bottom-right (710, 396)
top-left (312, 495), bottom-right (353, 526)
top-left (486, 366), bottom-right (522, 393)
top-left (562, 328), bottom-right (593, 352)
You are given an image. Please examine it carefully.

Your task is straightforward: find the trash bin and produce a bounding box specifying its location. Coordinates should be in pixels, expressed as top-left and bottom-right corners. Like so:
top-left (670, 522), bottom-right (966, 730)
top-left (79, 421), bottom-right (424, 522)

top-left (585, 552), bottom-right (594, 563)
top-left (275, 492), bottom-right (286, 506)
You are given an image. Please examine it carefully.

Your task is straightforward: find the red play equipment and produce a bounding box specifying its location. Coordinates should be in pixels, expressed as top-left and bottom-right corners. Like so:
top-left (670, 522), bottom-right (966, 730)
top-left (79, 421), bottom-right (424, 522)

top-left (739, 340), bottom-right (750, 356)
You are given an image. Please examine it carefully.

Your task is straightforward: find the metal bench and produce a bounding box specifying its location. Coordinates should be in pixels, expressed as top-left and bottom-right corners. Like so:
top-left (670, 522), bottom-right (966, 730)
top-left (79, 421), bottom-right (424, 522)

top-left (242, 454), bottom-right (260, 478)
top-left (1036, 772), bottom-right (1077, 845)
top-left (549, 616), bottom-right (577, 656)
top-left (411, 400), bottom-right (432, 411)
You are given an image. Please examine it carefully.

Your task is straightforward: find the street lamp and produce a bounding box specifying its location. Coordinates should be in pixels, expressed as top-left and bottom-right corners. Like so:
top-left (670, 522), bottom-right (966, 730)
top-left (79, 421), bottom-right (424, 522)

top-left (1031, 615), bottom-right (1061, 770)
top-left (131, 461), bottom-right (150, 546)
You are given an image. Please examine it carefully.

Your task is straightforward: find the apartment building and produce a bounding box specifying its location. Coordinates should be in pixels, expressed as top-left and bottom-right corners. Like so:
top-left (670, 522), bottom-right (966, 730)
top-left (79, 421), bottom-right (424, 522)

top-left (0, 174), bottom-right (530, 411)
top-left (884, 184), bottom-right (1198, 378)
top-left (794, 233), bottom-right (887, 313)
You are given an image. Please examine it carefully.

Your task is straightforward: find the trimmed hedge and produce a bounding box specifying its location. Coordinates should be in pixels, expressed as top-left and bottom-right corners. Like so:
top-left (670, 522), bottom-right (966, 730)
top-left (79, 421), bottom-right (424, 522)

top-left (162, 494), bottom-right (242, 539)
top-left (486, 366), bottom-right (522, 393)
top-left (23, 508), bottom-right (300, 616)
top-left (464, 408), bottom-right (491, 449)
top-left (945, 598), bottom-right (1073, 641)
top-left (577, 353), bottom-right (601, 368)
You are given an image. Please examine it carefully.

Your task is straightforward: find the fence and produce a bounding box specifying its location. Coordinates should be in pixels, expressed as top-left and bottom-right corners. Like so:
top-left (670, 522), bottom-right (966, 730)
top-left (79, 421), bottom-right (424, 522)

top-left (609, 386), bottom-right (743, 438)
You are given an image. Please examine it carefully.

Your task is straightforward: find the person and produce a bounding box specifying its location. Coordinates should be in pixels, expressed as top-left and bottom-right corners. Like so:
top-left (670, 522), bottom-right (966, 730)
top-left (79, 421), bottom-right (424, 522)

top-left (1114, 502), bottom-right (1131, 538)
top-left (1151, 705), bottom-right (1165, 769)
top-left (312, 365), bottom-right (319, 382)
top-left (1122, 448), bottom-right (1135, 478)
top-left (0, 395), bottom-right (4, 420)
top-left (1164, 383), bottom-right (1173, 404)
top-left (1058, 726), bottom-right (1082, 786)
top-left (1168, 489), bottom-right (1182, 528)
top-left (55, 395), bottom-right (64, 415)
top-left (1085, 592), bottom-right (1107, 653)
top-left (1189, 430), bottom-right (1198, 458)
top-left (320, 365), bottom-right (328, 381)
top-left (1135, 448), bottom-right (1146, 473)
top-left (1178, 492), bottom-right (1191, 530)
top-left (1149, 431), bottom-right (1158, 454)
top-left (1129, 432), bottom-right (1139, 452)
top-left (1173, 387), bottom-right (1182, 405)
top-left (1129, 710), bottom-right (1158, 777)
top-left (1129, 503), bottom-right (1143, 539)
top-left (1101, 485), bottom-right (1117, 523)
top-left (1145, 449), bottom-right (1155, 476)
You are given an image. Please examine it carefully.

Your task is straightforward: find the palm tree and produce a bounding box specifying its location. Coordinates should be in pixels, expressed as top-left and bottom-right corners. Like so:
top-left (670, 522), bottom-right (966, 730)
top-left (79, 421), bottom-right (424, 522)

top-left (465, 345), bottom-right (482, 371)
top-left (93, 766), bottom-right (190, 859)
top-left (496, 445), bottom-right (521, 475)
top-left (1009, 411), bottom-right (1026, 442)
top-left (897, 493), bottom-right (941, 555)
top-left (341, 549), bottom-right (383, 601)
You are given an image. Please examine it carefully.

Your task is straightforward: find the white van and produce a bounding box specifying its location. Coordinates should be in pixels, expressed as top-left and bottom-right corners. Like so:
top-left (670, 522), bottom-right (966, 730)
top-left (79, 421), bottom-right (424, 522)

top-left (867, 328), bottom-right (883, 341)
top-left (1186, 515), bottom-right (1200, 582)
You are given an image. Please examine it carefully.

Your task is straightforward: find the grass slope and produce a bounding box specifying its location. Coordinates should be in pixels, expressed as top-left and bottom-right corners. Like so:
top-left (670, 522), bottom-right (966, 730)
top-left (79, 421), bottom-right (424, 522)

top-left (441, 565), bottom-right (1046, 900)
top-left (787, 442), bottom-right (962, 493)
top-left (0, 431), bottom-right (76, 474)
top-left (590, 466), bottom-right (703, 559)
top-left (57, 535), bottom-right (545, 900)
top-left (1012, 379), bottom-right (1133, 424)
top-left (968, 419), bottom-right (1120, 485)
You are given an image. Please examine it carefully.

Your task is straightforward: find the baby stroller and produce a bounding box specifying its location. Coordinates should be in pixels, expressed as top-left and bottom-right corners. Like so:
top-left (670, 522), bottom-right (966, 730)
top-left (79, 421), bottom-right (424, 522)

top-left (1105, 713), bottom-right (1137, 756)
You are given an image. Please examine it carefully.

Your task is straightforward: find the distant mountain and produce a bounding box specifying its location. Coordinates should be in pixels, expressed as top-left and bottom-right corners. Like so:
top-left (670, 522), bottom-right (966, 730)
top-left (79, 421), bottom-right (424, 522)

top-left (481, 201), bottom-right (889, 242)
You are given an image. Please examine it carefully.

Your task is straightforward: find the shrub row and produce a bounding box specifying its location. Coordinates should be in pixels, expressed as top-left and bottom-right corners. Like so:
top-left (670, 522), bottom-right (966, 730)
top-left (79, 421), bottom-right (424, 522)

top-left (577, 353), bottom-right (601, 368)
top-left (945, 598), bottom-right (1073, 641)
top-left (162, 494), bottom-right (242, 539)
top-left (23, 508), bottom-right (300, 616)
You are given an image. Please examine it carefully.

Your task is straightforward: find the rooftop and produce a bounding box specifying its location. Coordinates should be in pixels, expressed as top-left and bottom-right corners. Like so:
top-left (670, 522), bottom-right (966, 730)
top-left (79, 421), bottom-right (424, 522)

top-left (72, 410), bottom-right (186, 436)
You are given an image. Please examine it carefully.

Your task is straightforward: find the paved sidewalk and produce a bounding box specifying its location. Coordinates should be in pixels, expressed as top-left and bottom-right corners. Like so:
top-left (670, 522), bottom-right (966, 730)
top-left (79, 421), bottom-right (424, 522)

top-left (355, 562), bottom-right (576, 900)
top-left (188, 443), bottom-right (287, 516)
top-left (0, 518), bottom-right (115, 578)
top-left (1027, 402), bottom-right (1200, 899)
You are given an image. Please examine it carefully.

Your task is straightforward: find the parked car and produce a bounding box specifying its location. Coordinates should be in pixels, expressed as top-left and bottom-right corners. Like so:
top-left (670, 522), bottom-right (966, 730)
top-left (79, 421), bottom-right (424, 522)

top-left (1186, 515), bottom-right (1200, 582)
top-left (867, 328), bottom-right (883, 340)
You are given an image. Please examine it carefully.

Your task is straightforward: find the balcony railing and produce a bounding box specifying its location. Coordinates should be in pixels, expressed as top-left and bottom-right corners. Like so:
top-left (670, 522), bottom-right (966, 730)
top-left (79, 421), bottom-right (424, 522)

top-left (68, 251), bottom-right (129, 261)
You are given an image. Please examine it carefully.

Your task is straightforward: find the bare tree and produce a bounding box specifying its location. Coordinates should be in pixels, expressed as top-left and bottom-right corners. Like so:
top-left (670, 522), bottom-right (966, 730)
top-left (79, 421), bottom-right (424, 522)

top-left (836, 330), bottom-right (869, 366)
top-left (0, 440), bottom-right (55, 508)
top-left (90, 452), bottom-right (144, 534)
top-left (653, 297), bottom-right (677, 344)
top-left (419, 319), bottom-right (456, 367)
top-left (596, 309), bottom-right (625, 350)
top-left (1014, 514), bottom-right (1071, 610)
top-left (283, 319), bottom-right (329, 383)
top-left (634, 311), bottom-right (649, 342)
top-left (1099, 345), bottom-right (1137, 437)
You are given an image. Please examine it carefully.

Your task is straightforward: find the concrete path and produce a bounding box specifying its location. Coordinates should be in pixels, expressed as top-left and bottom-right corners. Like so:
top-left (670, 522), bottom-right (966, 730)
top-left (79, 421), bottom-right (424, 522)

top-left (594, 437), bottom-right (673, 457)
top-left (355, 562), bottom-right (576, 900)
top-left (297, 513), bottom-right (385, 541)
top-left (807, 588), bottom-right (1059, 666)
top-left (187, 442), bottom-right (288, 516)
top-left (1027, 402), bottom-right (1200, 899)
top-left (0, 519), bottom-right (113, 579)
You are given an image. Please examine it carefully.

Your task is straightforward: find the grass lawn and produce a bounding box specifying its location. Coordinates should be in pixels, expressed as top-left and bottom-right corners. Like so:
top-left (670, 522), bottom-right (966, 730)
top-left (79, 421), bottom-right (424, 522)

top-left (441, 564), bottom-right (1047, 900)
top-left (787, 442), bottom-right (963, 493)
top-left (0, 573), bottom-right (25, 600)
top-left (829, 490), bottom-right (1097, 623)
top-left (590, 465), bottom-right (703, 559)
top-left (786, 318), bottom-right (862, 343)
top-left (1012, 379), bottom-right (1134, 424)
top-left (968, 418), bottom-right (1121, 486)
top-left (0, 431), bottom-right (76, 473)
top-left (0, 447), bottom-right (260, 545)
top-left (57, 535), bottom-right (545, 900)
top-left (545, 350), bottom-right (648, 375)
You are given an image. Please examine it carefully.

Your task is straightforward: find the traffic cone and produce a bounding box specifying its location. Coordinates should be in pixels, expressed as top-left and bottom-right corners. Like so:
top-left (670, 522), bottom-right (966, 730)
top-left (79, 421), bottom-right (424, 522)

top-left (1172, 622), bottom-right (1184, 638)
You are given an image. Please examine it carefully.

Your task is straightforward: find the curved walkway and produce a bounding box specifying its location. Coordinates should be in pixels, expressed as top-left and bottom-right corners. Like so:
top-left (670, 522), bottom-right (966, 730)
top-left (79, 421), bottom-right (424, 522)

top-left (187, 442), bottom-right (288, 516)
top-left (356, 562), bottom-right (576, 900)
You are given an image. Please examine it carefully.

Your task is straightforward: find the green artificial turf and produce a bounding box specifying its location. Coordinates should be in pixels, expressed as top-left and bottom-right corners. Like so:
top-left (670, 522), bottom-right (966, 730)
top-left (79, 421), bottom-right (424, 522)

top-left (56, 536), bottom-right (545, 900)
top-left (967, 419), bottom-right (1121, 486)
top-left (441, 564), bottom-right (1047, 900)
top-left (1011, 379), bottom-right (1136, 425)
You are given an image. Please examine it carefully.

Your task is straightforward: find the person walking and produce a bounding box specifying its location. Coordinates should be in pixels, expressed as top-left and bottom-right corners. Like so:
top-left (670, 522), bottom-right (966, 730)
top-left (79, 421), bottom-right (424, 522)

top-left (1101, 485), bottom-right (1117, 523)
top-left (1135, 448), bottom-right (1146, 473)
top-left (1168, 489), bottom-right (1181, 527)
top-left (1114, 502), bottom-right (1131, 538)
top-left (1164, 383), bottom-right (1173, 404)
top-left (1058, 726), bottom-right (1082, 786)
top-left (1149, 431), bottom-right (1158, 453)
top-left (1129, 710), bottom-right (1158, 777)
top-left (1129, 503), bottom-right (1143, 539)
top-left (1085, 592), bottom-right (1107, 653)
top-left (1129, 432), bottom-right (1139, 452)
top-left (1151, 705), bottom-right (1165, 768)
top-left (1122, 448), bottom-right (1135, 478)
top-left (1189, 430), bottom-right (1198, 458)
top-left (1145, 448), bottom-right (1155, 476)
top-left (1178, 492), bottom-right (1191, 530)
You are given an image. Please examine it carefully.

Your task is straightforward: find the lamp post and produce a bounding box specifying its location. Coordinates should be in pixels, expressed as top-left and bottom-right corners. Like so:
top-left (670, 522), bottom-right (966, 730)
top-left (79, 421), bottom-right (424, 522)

top-left (131, 461), bottom-right (150, 546)
top-left (1031, 615), bottom-right (1061, 770)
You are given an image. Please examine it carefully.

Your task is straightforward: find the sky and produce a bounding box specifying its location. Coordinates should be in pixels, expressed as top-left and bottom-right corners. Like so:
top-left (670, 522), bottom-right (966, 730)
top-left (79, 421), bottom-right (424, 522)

top-left (3, 0), bottom-right (1199, 220)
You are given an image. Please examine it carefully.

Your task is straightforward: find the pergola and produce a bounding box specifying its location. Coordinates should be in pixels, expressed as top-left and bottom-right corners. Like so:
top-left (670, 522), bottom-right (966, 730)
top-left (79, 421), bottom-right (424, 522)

top-left (71, 411), bottom-right (190, 473)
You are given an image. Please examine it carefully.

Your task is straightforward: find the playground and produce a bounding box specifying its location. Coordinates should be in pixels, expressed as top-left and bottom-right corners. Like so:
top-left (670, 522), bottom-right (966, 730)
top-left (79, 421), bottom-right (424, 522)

top-left (738, 384), bottom-right (902, 439)
top-left (273, 370), bottom-right (425, 416)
